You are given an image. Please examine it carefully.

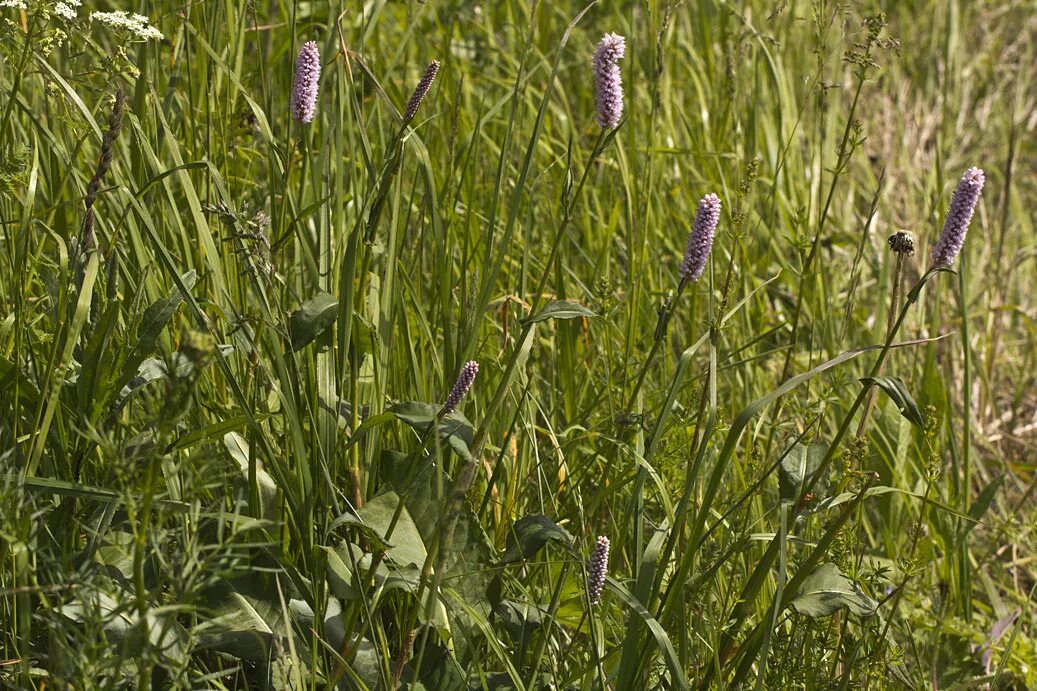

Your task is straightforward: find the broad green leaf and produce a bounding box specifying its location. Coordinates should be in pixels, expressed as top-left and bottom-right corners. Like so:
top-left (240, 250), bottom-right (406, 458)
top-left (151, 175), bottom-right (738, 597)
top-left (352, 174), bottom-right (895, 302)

top-left (321, 542), bottom-right (391, 601)
top-left (860, 375), bottom-right (925, 429)
top-left (289, 596), bottom-right (345, 651)
top-left (522, 300), bottom-right (596, 325)
top-left (494, 599), bottom-right (547, 638)
top-left (498, 515), bottom-right (573, 565)
top-left (288, 292), bottom-right (339, 351)
top-left (193, 576), bottom-right (288, 661)
top-left (58, 584), bottom-right (187, 665)
top-left (352, 312), bottom-right (377, 357)
top-left (778, 442), bottom-right (828, 504)
top-left (790, 563), bottom-right (878, 617)
top-left (332, 491), bottom-right (427, 569)
top-left (117, 344), bottom-right (234, 407)
top-left (94, 530), bottom-right (135, 582)
top-left (391, 401), bottom-right (474, 461)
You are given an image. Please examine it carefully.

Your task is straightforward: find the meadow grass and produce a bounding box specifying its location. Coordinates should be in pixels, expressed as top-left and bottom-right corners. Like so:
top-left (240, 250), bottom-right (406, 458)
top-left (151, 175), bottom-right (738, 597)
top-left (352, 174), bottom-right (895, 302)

top-left (1, 0), bottom-right (1036, 688)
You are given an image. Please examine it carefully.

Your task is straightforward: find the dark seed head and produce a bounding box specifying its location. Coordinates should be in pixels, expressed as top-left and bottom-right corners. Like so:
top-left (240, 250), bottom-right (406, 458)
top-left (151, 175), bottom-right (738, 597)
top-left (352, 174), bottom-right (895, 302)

top-left (887, 231), bottom-right (915, 256)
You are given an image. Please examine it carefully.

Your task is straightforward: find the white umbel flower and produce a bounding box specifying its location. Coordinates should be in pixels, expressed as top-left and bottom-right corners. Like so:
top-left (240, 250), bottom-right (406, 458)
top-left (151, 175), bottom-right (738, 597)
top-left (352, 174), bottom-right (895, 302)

top-left (91, 10), bottom-right (163, 40)
top-left (54, 0), bottom-right (79, 20)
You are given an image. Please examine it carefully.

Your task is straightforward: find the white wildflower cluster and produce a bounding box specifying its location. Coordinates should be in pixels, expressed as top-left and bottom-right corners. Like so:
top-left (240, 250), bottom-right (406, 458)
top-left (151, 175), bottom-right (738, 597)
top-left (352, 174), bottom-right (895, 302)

top-left (53, 0), bottom-right (79, 21)
top-left (90, 10), bottom-right (162, 40)
top-left (0, 0), bottom-right (28, 9)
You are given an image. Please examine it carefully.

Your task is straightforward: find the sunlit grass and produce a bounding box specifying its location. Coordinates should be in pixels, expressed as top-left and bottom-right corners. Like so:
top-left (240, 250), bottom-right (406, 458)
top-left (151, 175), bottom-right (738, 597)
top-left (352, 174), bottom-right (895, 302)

top-left (1, 0), bottom-right (1036, 688)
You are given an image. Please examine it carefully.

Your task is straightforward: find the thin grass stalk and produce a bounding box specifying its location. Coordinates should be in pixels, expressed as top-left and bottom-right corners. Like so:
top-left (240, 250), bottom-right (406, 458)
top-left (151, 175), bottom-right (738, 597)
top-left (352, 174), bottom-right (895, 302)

top-left (956, 257), bottom-right (973, 622)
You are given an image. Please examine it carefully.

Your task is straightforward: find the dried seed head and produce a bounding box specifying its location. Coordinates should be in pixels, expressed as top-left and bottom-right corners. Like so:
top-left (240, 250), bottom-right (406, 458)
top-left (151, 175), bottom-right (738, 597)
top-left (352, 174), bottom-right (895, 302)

top-left (592, 33), bottom-right (625, 129)
top-left (887, 231), bottom-right (915, 256)
top-left (930, 167), bottom-right (984, 267)
top-left (679, 193), bottom-right (722, 282)
top-left (443, 360), bottom-right (478, 413)
top-left (404, 60), bottom-right (441, 122)
top-left (291, 41), bottom-right (321, 123)
top-left (587, 536), bottom-right (610, 605)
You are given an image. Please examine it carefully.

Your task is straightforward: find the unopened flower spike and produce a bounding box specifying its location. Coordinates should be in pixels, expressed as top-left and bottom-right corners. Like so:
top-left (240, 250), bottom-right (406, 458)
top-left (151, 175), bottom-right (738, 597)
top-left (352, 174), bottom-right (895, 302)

top-left (443, 360), bottom-right (478, 414)
top-left (404, 60), bottom-right (441, 122)
top-left (593, 33), bottom-right (625, 129)
top-left (587, 536), bottom-right (610, 606)
top-left (680, 193), bottom-right (722, 282)
top-left (930, 167), bottom-right (984, 268)
top-left (291, 41), bottom-right (321, 123)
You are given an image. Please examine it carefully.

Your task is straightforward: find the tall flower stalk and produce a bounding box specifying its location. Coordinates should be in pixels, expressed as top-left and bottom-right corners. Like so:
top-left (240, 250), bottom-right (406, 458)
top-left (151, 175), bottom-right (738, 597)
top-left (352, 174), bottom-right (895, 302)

top-left (406, 35), bottom-right (629, 683)
top-left (624, 193), bottom-right (722, 414)
top-left (713, 190), bottom-right (985, 681)
top-left (81, 88), bottom-right (125, 254)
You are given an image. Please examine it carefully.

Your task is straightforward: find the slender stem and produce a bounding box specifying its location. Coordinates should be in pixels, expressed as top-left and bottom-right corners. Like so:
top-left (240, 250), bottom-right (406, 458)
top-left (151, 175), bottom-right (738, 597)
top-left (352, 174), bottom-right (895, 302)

top-left (855, 250), bottom-right (907, 437)
top-left (834, 246), bottom-right (908, 672)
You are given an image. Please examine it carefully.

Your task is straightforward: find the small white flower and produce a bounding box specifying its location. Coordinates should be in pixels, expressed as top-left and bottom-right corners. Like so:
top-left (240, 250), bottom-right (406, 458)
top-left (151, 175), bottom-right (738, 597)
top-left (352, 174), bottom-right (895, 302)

top-left (53, 1), bottom-right (77, 20)
top-left (90, 10), bottom-right (163, 41)
top-left (1, 0), bottom-right (28, 9)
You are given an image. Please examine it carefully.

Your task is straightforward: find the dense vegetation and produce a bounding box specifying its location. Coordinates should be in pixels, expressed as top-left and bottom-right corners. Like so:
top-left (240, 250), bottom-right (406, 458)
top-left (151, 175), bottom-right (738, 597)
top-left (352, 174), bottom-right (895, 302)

top-left (1, 0), bottom-right (1035, 688)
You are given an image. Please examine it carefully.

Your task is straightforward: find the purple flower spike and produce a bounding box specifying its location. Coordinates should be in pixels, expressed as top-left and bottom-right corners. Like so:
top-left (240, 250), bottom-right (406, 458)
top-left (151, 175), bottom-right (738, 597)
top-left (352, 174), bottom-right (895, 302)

top-left (680, 193), bottom-right (722, 282)
top-left (931, 167), bottom-right (984, 267)
top-left (444, 360), bottom-right (478, 413)
top-left (291, 41), bottom-right (321, 123)
top-left (593, 33), bottom-right (625, 129)
top-left (405, 60), bottom-right (441, 122)
top-left (587, 536), bottom-right (610, 605)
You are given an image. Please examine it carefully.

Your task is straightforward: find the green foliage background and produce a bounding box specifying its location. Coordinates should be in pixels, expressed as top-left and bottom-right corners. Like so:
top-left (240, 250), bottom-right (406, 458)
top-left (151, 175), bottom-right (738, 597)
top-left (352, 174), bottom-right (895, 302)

top-left (1, 0), bottom-right (1035, 688)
